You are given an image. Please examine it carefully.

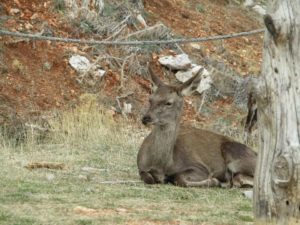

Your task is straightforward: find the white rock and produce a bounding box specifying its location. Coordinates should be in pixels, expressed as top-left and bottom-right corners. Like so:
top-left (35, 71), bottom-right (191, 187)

top-left (136, 14), bottom-right (148, 28)
top-left (95, 68), bottom-right (106, 78)
top-left (198, 73), bottom-right (212, 94)
top-left (190, 43), bottom-right (202, 50)
top-left (25, 22), bottom-right (33, 30)
top-left (175, 65), bottom-right (201, 82)
top-left (69, 55), bottom-right (91, 73)
top-left (244, 0), bottom-right (254, 7)
top-left (242, 190), bottom-right (254, 200)
top-left (123, 102), bottom-right (132, 114)
top-left (10, 8), bottom-right (20, 14)
top-left (252, 5), bottom-right (266, 15)
top-left (46, 173), bottom-right (55, 182)
top-left (158, 54), bottom-right (191, 70)
top-left (175, 65), bottom-right (212, 94)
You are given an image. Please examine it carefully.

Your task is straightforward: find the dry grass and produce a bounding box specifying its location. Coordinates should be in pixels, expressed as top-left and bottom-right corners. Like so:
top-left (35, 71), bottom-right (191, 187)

top-left (0, 94), bottom-right (254, 225)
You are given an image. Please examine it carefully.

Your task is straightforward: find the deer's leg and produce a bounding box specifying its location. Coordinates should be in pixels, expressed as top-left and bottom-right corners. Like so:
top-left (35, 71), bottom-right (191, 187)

top-left (232, 174), bottom-right (254, 188)
top-left (140, 171), bottom-right (156, 184)
top-left (173, 170), bottom-right (220, 188)
top-left (184, 178), bottom-right (220, 188)
top-left (140, 169), bottom-right (165, 184)
top-left (220, 168), bottom-right (233, 188)
top-left (221, 142), bottom-right (256, 178)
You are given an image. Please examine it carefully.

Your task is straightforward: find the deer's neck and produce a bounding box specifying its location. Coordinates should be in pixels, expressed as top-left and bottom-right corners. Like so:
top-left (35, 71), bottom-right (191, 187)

top-left (149, 122), bottom-right (180, 168)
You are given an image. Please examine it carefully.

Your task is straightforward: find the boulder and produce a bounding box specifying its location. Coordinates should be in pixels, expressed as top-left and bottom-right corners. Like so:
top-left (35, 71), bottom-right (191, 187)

top-left (252, 5), bottom-right (266, 16)
top-left (69, 55), bottom-right (91, 73)
top-left (158, 54), bottom-right (191, 70)
top-left (175, 65), bottom-right (212, 94)
top-left (69, 55), bottom-right (106, 84)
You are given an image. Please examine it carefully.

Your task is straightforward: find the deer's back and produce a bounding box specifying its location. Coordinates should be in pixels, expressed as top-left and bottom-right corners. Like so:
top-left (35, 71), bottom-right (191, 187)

top-left (172, 126), bottom-right (230, 180)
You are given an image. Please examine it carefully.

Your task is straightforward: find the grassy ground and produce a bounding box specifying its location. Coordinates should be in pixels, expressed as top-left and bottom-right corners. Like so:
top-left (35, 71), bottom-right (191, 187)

top-left (0, 96), bottom-right (254, 225)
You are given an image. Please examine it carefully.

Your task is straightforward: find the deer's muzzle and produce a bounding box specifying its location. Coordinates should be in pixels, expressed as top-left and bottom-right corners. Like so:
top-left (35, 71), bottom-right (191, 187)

top-left (142, 115), bottom-right (152, 125)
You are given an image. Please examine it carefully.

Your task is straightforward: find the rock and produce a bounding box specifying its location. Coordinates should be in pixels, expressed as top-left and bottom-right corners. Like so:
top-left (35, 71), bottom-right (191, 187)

top-left (69, 55), bottom-right (91, 73)
top-left (175, 65), bottom-right (203, 82)
top-left (158, 54), bottom-right (191, 70)
top-left (122, 102), bottom-right (132, 114)
top-left (196, 70), bottom-right (212, 94)
top-left (25, 22), bottom-right (33, 30)
top-left (252, 5), bottom-right (266, 15)
top-left (69, 56), bottom-right (106, 82)
top-left (136, 14), bottom-right (147, 28)
top-left (244, 0), bottom-right (254, 7)
top-left (175, 65), bottom-right (212, 94)
top-left (242, 190), bottom-right (254, 200)
top-left (46, 173), bottom-right (55, 182)
top-left (94, 68), bottom-right (106, 78)
top-left (9, 8), bottom-right (20, 15)
top-left (189, 43), bottom-right (201, 50)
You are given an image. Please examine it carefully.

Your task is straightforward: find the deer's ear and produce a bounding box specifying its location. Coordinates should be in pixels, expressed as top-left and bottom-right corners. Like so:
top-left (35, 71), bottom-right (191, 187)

top-left (148, 65), bottom-right (164, 87)
top-left (178, 68), bottom-right (203, 96)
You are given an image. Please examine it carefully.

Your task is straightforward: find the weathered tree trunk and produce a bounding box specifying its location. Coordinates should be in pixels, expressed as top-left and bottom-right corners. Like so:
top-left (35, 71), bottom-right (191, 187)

top-left (254, 0), bottom-right (300, 224)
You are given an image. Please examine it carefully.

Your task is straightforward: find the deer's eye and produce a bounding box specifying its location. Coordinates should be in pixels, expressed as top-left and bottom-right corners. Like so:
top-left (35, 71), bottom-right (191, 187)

top-left (165, 102), bottom-right (173, 106)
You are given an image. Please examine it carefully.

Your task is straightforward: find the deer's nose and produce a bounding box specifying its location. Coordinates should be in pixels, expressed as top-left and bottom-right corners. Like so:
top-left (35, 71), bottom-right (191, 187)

top-left (142, 115), bottom-right (152, 125)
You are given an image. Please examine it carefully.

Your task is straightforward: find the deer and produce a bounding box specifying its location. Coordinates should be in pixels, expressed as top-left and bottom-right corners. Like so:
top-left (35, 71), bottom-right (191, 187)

top-left (137, 66), bottom-right (257, 188)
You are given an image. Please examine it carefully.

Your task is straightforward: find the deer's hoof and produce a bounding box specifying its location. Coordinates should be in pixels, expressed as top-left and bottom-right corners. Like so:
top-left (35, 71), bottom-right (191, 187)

top-left (211, 178), bottom-right (221, 187)
top-left (140, 171), bottom-right (155, 184)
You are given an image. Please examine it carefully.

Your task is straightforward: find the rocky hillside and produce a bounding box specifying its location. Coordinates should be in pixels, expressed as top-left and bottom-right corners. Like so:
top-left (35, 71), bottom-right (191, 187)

top-left (0, 0), bottom-right (264, 139)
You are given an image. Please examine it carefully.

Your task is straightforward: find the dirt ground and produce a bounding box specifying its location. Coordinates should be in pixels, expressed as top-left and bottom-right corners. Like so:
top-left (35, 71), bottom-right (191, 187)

top-left (0, 0), bottom-right (263, 130)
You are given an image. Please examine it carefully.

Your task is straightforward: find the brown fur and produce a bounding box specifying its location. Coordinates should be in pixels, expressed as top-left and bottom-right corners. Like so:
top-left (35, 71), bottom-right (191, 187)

top-left (137, 67), bottom-right (257, 187)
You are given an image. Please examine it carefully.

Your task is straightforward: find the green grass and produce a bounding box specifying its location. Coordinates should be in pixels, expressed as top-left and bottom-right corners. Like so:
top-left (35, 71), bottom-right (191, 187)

top-left (196, 3), bottom-right (206, 13)
top-left (52, 0), bottom-right (65, 12)
top-left (102, 3), bottom-right (118, 17)
top-left (0, 95), bottom-right (254, 225)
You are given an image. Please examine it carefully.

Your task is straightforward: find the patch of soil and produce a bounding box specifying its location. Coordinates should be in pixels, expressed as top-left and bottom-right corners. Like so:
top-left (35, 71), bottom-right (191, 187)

top-left (0, 0), bottom-right (85, 119)
top-left (1, 41), bottom-right (81, 115)
top-left (1, 0), bottom-right (75, 36)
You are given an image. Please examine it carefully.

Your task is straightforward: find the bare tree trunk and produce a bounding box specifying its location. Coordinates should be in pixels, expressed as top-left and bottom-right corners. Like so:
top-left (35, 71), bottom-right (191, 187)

top-left (254, 0), bottom-right (300, 224)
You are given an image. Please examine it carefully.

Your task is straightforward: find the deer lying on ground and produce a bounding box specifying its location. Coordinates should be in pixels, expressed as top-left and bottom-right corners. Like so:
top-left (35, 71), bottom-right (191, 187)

top-left (137, 67), bottom-right (257, 188)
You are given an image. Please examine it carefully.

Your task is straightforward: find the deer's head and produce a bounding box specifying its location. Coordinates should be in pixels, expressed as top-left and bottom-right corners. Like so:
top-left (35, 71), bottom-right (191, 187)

top-left (142, 67), bottom-right (203, 127)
